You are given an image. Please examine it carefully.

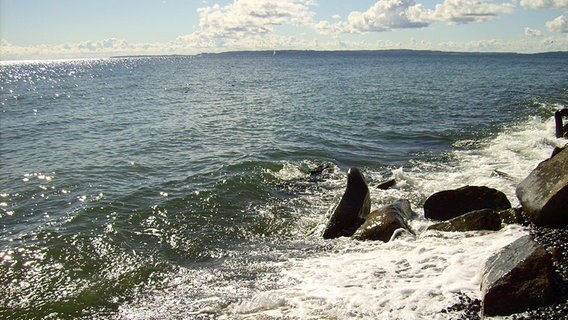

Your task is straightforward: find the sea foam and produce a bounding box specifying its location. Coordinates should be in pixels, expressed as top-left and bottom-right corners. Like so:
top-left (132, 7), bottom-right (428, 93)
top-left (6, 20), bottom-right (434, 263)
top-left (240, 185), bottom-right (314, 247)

top-left (232, 226), bottom-right (525, 319)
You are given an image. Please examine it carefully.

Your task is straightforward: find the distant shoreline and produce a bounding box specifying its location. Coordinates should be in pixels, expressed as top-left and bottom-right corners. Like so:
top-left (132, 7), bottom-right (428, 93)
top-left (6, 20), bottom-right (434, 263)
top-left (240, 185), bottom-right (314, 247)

top-left (110, 49), bottom-right (568, 59)
top-left (2, 49), bottom-right (567, 63)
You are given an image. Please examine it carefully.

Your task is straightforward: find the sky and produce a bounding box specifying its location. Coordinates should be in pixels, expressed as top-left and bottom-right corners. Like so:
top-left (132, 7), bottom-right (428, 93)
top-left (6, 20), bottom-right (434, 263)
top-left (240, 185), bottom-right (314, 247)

top-left (1, 0), bottom-right (567, 60)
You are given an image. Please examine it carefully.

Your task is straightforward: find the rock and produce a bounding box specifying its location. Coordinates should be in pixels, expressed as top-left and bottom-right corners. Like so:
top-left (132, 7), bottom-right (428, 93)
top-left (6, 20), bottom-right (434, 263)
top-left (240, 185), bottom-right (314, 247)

top-left (392, 198), bottom-right (417, 220)
top-left (554, 109), bottom-right (568, 138)
top-left (516, 147), bottom-right (568, 227)
top-left (497, 208), bottom-right (524, 225)
top-left (551, 145), bottom-right (565, 159)
top-left (481, 235), bottom-right (556, 317)
top-left (309, 163), bottom-right (334, 182)
top-left (376, 178), bottom-right (396, 190)
top-left (491, 169), bottom-right (516, 182)
top-left (353, 199), bottom-right (415, 242)
top-left (323, 167), bottom-right (371, 239)
top-left (427, 208), bottom-right (501, 232)
top-left (423, 186), bottom-right (511, 221)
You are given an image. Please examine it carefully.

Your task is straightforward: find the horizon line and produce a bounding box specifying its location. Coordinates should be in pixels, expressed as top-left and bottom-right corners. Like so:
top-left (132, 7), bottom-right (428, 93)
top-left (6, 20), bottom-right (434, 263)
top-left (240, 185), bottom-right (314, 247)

top-left (2, 48), bottom-right (568, 63)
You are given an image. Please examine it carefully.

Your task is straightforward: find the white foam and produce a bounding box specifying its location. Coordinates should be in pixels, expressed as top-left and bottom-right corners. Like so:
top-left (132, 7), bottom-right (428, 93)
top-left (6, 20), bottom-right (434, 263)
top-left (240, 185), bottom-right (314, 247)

top-left (271, 162), bottom-right (306, 181)
top-left (231, 226), bottom-right (526, 319)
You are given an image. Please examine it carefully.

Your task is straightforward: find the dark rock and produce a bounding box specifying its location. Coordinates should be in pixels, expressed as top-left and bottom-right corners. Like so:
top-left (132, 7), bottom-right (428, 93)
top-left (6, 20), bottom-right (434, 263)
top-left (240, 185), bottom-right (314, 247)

top-left (551, 145), bottom-right (565, 159)
top-left (392, 198), bottom-right (417, 220)
top-left (423, 186), bottom-right (511, 221)
top-left (353, 199), bottom-right (415, 242)
top-left (516, 147), bottom-right (568, 227)
top-left (309, 163), bottom-right (334, 182)
top-left (481, 235), bottom-right (557, 317)
top-left (440, 293), bottom-right (481, 320)
top-left (323, 167), bottom-right (371, 239)
top-left (376, 178), bottom-right (396, 190)
top-left (497, 208), bottom-right (524, 225)
top-left (510, 223), bottom-right (568, 320)
top-left (554, 109), bottom-right (568, 138)
top-left (427, 208), bottom-right (501, 232)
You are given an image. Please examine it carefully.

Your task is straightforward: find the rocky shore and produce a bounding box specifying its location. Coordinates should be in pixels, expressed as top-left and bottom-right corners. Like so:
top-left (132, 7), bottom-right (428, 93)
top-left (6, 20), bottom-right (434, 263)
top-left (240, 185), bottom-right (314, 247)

top-left (322, 141), bottom-right (567, 319)
top-left (443, 219), bottom-right (568, 320)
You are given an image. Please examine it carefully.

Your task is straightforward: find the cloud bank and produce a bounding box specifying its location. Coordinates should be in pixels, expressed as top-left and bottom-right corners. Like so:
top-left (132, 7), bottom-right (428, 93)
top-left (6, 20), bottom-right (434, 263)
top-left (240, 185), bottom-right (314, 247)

top-left (316, 0), bottom-right (515, 34)
top-left (520, 0), bottom-right (568, 8)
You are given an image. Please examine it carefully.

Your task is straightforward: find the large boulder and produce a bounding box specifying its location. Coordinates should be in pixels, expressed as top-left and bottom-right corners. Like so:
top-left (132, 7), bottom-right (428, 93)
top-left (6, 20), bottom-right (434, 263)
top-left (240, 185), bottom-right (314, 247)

top-left (423, 186), bottom-right (511, 221)
top-left (352, 199), bottom-right (415, 242)
top-left (516, 147), bottom-right (568, 227)
top-left (481, 235), bottom-right (556, 317)
top-left (323, 168), bottom-right (371, 239)
top-left (427, 208), bottom-right (501, 232)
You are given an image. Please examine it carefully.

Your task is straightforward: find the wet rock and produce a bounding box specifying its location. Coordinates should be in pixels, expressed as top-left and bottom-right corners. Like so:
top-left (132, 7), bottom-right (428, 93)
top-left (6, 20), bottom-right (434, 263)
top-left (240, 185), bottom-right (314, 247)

top-left (440, 293), bottom-right (481, 320)
top-left (392, 198), bottom-right (417, 220)
top-left (481, 235), bottom-right (557, 317)
top-left (323, 167), bottom-right (371, 239)
top-left (427, 208), bottom-right (501, 232)
top-left (309, 163), bottom-right (334, 182)
top-left (376, 178), bottom-right (396, 190)
top-left (497, 208), bottom-right (525, 225)
top-left (353, 199), bottom-right (415, 242)
top-left (516, 147), bottom-right (568, 227)
top-left (491, 169), bottom-right (516, 182)
top-left (423, 186), bottom-right (511, 221)
top-left (554, 109), bottom-right (568, 138)
top-left (551, 145), bottom-right (565, 159)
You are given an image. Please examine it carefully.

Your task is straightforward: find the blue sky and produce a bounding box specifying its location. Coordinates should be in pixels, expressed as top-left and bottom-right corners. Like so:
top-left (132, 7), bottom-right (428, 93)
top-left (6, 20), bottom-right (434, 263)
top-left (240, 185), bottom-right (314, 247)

top-left (1, 0), bottom-right (567, 60)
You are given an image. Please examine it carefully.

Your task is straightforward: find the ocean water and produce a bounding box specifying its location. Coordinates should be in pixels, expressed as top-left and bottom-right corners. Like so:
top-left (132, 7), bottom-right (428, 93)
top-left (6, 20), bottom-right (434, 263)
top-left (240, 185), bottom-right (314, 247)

top-left (1, 51), bottom-right (567, 319)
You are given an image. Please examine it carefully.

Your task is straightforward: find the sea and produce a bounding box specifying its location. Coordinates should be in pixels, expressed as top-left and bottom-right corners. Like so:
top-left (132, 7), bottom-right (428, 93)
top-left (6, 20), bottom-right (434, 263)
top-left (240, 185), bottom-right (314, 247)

top-left (1, 50), bottom-right (567, 320)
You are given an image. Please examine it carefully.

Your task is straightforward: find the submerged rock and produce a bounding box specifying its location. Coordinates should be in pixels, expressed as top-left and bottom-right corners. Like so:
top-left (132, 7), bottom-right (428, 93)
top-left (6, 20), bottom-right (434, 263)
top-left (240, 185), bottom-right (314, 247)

top-left (516, 147), bottom-right (568, 227)
top-left (481, 235), bottom-right (556, 317)
top-left (491, 169), bottom-right (516, 182)
top-left (353, 199), bottom-right (415, 242)
top-left (323, 167), bottom-right (371, 239)
top-left (308, 163), bottom-right (334, 182)
top-left (427, 208), bottom-right (501, 232)
top-left (423, 186), bottom-right (511, 221)
top-left (376, 178), bottom-right (396, 190)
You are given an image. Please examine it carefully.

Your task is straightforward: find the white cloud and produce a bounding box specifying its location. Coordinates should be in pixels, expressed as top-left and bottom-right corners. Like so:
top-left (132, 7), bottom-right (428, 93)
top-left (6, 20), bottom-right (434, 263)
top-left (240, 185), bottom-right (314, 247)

top-left (524, 27), bottom-right (543, 36)
top-left (346, 0), bottom-right (430, 32)
top-left (317, 0), bottom-right (430, 34)
top-left (316, 0), bottom-right (514, 34)
top-left (428, 0), bottom-right (515, 25)
top-left (546, 15), bottom-right (568, 33)
top-left (520, 0), bottom-right (568, 8)
top-left (177, 0), bottom-right (316, 47)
